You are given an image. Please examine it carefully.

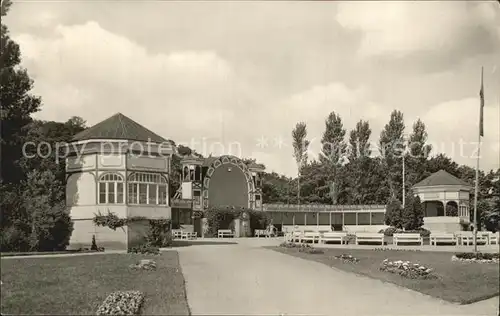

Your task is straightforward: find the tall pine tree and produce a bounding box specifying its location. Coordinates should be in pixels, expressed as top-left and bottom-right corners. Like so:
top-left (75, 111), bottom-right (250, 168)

top-left (319, 112), bottom-right (346, 204)
top-left (379, 110), bottom-right (405, 201)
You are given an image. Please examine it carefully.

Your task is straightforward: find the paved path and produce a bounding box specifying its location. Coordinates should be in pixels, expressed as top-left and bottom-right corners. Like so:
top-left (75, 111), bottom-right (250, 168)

top-left (178, 242), bottom-right (499, 316)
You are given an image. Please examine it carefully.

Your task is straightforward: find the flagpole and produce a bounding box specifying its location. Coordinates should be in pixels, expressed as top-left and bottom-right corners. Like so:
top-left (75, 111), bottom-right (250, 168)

top-left (473, 67), bottom-right (484, 253)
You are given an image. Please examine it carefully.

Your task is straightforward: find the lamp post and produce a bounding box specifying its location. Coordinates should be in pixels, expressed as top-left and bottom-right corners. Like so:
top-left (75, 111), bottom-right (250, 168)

top-left (402, 134), bottom-right (408, 208)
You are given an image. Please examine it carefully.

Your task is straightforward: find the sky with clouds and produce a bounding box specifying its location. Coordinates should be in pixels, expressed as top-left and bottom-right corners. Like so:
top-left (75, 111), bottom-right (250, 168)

top-left (5, 0), bottom-right (500, 177)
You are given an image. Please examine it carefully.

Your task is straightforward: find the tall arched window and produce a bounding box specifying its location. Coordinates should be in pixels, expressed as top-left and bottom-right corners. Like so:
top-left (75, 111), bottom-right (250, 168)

top-left (98, 173), bottom-right (124, 204)
top-left (128, 172), bottom-right (168, 205)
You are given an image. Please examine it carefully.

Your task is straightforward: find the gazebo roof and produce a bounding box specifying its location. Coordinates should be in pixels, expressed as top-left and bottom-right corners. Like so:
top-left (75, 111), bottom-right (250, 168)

top-left (72, 113), bottom-right (169, 144)
top-left (413, 169), bottom-right (471, 188)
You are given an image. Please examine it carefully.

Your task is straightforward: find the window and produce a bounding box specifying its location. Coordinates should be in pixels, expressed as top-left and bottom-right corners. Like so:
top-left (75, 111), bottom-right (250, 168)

top-left (128, 172), bottom-right (168, 205)
top-left (255, 194), bottom-right (261, 208)
top-left (193, 190), bottom-right (201, 206)
top-left (357, 212), bottom-right (370, 225)
top-left (98, 173), bottom-right (124, 204)
top-left (195, 166), bottom-right (201, 181)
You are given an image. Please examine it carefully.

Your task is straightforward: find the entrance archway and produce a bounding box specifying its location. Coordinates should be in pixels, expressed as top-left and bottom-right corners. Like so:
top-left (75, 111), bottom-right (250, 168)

top-left (446, 201), bottom-right (458, 217)
top-left (422, 201), bottom-right (444, 217)
top-left (202, 155), bottom-right (255, 209)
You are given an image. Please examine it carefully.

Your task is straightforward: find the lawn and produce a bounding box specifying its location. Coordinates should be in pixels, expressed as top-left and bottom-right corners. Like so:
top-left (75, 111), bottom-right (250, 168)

top-left (0, 251), bottom-right (190, 315)
top-left (271, 246), bottom-right (499, 304)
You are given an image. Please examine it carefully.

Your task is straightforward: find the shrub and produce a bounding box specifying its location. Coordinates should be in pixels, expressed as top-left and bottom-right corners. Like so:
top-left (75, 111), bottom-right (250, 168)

top-left (128, 243), bottom-right (160, 255)
top-left (384, 199), bottom-right (403, 228)
top-left (96, 291), bottom-right (144, 315)
top-left (454, 252), bottom-right (500, 260)
top-left (146, 219), bottom-right (172, 247)
top-left (379, 227), bottom-right (430, 237)
top-left (29, 201), bottom-right (74, 251)
top-left (0, 225), bottom-right (30, 252)
top-left (404, 228), bottom-right (431, 237)
top-left (401, 194), bottom-right (424, 230)
top-left (380, 227), bottom-right (400, 236)
top-left (204, 206), bottom-right (272, 237)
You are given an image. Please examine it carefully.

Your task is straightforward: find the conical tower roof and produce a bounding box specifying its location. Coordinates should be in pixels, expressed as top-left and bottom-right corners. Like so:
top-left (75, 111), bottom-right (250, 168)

top-left (72, 113), bottom-right (168, 143)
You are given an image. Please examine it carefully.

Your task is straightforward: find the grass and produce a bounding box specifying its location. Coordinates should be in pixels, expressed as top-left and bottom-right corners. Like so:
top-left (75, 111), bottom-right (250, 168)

top-left (0, 251), bottom-right (190, 315)
top-left (0, 249), bottom-right (100, 257)
top-left (272, 246), bottom-right (499, 304)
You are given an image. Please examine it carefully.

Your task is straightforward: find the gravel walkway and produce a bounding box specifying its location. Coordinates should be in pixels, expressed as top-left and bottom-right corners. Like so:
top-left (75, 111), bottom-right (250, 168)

top-left (178, 242), bottom-right (499, 316)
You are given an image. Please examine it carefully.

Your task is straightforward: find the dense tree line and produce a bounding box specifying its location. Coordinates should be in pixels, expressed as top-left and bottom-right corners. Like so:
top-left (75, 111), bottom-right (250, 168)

top-left (264, 110), bottom-right (499, 231)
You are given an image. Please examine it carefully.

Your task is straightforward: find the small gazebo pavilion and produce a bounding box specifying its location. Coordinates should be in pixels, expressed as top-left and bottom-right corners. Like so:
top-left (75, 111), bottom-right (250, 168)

top-left (412, 169), bottom-right (472, 232)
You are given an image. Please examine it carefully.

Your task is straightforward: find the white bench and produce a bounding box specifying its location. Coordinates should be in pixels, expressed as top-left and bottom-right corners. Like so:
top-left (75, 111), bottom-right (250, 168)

top-left (172, 229), bottom-right (183, 239)
top-left (254, 229), bottom-right (267, 237)
top-left (301, 232), bottom-right (320, 243)
top-left (217, 229), bottom-right (234, 238)
top-left (355, 232), bottom-right (384, 245)
top-left (181, 231), bottom-right (197, 240)
top-left (393, 233), bottom-right (423, 246)
top-left (291, 231), bottom-right (303, 243)
top-left (488, 232), bottom-right (499, 245)
top-left (320, 232), bottom-right (348, 244)
top-left (456, 232), bottom-right (488, 246)
top-left (430, 233), bottom-right (457, 246)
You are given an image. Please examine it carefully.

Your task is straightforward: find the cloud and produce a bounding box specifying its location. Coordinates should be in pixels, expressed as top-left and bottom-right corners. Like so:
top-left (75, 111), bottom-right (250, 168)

top-left (337, 2), bottom-right (500, 60)
top-left (14, 21), bottom-right (239, 140)
top-left (422, 98), bottom-right (500, 168)
top-left (7, 3), bottom-right (499, 178)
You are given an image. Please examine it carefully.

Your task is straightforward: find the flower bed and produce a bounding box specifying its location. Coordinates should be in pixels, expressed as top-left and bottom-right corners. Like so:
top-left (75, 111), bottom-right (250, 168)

top-left (380, 259), bottom-right (436, 279)
top-left (128, 243), bottom-right (160, 255)
top-left (374, 248), bottom-right (421, 252)
top-left (96, 290), bottom-right (144, 315)
top-left (333, 254), bottom-right (359, 263)
top-left (129, 259), bottom-right (157, 271)
top-left (298, 244), bottom-right (324, 254)
top-left (452, 252), bottom-right (500, 264)
top-left (279, 241), bottom-right (299, 248)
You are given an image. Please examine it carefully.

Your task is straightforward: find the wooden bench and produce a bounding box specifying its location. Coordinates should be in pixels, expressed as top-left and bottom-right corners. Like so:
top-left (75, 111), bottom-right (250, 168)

top-left (393, 233), bottom-right (423, 246)
top-left (217, 229), bottom-right (234, 238)
top-left (430, 233), bottom-right (457, 246)
top-left (456, 232), bottom-right (488, 246)
top-left (301, 232), bottom-right (320, 243)
top-left (355, 232), bottom-right (384, 245)
top-left (172, 229), bottom-right (183, 239)
top-left (320, 232), bottom-right (348, 244)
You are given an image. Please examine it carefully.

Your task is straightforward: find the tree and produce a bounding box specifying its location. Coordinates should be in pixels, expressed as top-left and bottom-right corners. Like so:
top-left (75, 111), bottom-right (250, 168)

top-left (344, 120), bottom-right (384, 204)
top-left (483, 197), bottom-right (499, 232)
top-left (384, 199), bottom-right (403, 228)
top-left (425, 153), bottom-right (459, 177)
top-left (405, 119), bottom-right (432, 190)
top-left (292, 122), bottom-right (310, 207)
top-left (470, 199), bottom-right (491, 231)
top-left (22, 169), bottom-right (73, 251)
top-left (1, 0), bottom-right (42, 185)
top-left (379, 110), bottom-right (405, 201)
top-left (348, 120), bottom-right (371, 161)
top-left (320, 111), bottom-right (347, 165)
top-left (401, 194), bottom-right (424, 230)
